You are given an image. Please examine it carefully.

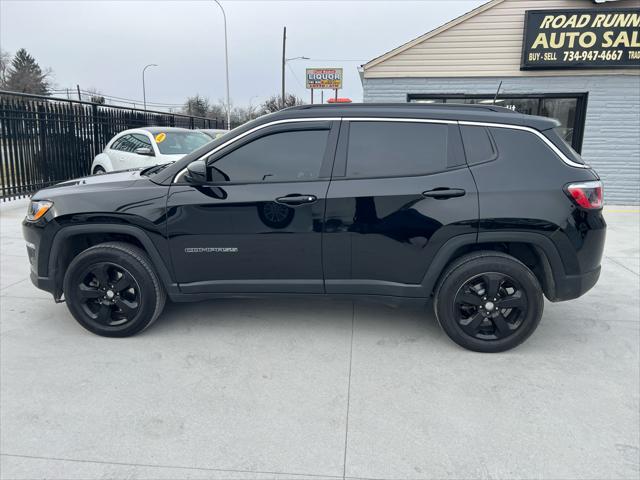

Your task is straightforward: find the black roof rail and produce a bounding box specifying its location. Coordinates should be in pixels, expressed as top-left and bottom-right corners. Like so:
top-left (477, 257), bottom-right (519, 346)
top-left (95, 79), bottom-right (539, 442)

top-left (284, 102), bottom-right (517, 114)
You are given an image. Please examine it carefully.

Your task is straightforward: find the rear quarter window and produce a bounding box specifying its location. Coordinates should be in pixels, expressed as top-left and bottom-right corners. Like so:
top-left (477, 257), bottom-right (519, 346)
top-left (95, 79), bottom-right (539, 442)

top-left (543, 127), bottom-right (586, 165)
top-left (489, 127), bottom-right (563, 166)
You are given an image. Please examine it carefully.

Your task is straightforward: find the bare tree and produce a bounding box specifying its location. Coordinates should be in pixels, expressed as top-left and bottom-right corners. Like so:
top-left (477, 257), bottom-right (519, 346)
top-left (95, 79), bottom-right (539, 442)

top-left (181, 95), bottom-right (267, 128)
top-left (85, 87), bottom-right (105, 104)
top-left (232, 104), bottom-right (261, 124)
top-left (0, 49), bottom-right (11, 87)
top-left (183, 95), bottom-right (210, 118)
top-left (260, 93), bottom-right (305, 114)
top-left (208, 100), bottom-right (227, 121)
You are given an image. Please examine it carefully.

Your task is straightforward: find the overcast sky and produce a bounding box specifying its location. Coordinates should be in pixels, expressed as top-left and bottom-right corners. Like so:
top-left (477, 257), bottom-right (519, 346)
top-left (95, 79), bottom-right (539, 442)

top-left (1, 0), bottom-right (485, 110)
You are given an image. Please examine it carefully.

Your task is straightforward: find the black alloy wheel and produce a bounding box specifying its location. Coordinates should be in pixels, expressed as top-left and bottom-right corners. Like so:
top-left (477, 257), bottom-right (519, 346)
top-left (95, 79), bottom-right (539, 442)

top-left (258, 202), bottom-right (295, 229)
top-left (76, 262), bottom-right (141, 326)
top-left (434, 251), bottom-right (543, 353)
top-left (453, 272), bottom-right (527, 341)
top-left (63, 242), bottom-right (166, 337)
top-left (263, 202), bottom-right (290, 223)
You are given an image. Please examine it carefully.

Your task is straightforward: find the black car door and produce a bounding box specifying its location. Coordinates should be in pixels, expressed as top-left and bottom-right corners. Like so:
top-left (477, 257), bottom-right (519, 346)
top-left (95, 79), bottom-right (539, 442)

top-left (322, 119), bottom-right (478, 297)
top-left (166, 120), bottom-right (339, 294)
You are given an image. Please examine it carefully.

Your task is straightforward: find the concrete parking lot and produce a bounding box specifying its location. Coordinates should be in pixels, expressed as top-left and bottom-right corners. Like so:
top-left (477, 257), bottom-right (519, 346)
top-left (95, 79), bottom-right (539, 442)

top-left (0, 198), bottom-right (638, 480)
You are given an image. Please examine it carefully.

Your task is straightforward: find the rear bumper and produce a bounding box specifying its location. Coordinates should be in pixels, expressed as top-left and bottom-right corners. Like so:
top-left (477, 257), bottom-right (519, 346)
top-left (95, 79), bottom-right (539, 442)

top-left (542, 208), bottom-right (605, 302)
top-left (549, 265), bottom-right (600, 302)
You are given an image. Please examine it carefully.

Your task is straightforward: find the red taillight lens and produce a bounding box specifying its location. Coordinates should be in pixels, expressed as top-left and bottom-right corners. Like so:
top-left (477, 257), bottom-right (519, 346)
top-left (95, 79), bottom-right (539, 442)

top-left (566, 181), bottom-right (603, 209)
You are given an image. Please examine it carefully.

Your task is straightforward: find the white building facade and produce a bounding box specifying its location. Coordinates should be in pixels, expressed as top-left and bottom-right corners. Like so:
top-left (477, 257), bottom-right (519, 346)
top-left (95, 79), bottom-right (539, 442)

top-left (362, 0), bottom-right (640, 204)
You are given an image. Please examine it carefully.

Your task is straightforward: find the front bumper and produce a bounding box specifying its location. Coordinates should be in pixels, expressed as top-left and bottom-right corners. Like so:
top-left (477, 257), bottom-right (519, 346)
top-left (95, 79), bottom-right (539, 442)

top-left (23, 219), bottom-right (57, 298)
top-left (29, 270), bottom-right (57, 296)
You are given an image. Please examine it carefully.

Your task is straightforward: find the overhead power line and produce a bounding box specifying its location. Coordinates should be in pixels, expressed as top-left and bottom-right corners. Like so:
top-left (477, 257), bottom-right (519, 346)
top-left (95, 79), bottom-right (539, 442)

top-left (51, 88), bottom-right (184, 107)
top-left (286, 63), bottom-right (305, 89)
top-left (305, 58), bottom-right (366, 62)
top-left (51, 91), bottom-right (180, 107)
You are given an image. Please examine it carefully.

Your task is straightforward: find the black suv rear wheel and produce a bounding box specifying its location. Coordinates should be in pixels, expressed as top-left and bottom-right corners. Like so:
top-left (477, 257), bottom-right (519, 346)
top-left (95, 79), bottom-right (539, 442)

top-left (434, 251), bottom-right (543, 353)
top-left (63, 242), bottom-right (166, 337)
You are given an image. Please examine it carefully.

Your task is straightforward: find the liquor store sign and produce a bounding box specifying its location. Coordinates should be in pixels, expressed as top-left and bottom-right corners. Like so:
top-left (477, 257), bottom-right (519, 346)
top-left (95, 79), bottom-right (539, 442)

top-left (521, 9), bottom-right (640, 69)
top-left (305, 68), bottom-right (343, 89)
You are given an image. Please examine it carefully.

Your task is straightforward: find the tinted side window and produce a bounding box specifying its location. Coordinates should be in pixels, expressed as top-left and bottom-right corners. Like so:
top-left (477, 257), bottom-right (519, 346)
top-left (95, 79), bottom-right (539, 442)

top-left (489, 127), bottom-right (557, 165)
top-left (460, 126), bottom-right (497, 165)
top-left (346, 121), bottom-right (448, 178)
top-left (210, 129), bottom-right (329, 183)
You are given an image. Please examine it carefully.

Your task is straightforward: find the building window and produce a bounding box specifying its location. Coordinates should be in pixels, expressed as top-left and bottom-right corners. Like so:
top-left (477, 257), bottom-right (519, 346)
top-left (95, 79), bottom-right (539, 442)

top-left (407, 93), bottom-right (587, 153)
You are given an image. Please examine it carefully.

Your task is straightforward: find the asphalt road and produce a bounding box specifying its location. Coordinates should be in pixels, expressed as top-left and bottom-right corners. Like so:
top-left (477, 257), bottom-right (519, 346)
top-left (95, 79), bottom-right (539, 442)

top-left (1, 199), bottom-right (638, 480)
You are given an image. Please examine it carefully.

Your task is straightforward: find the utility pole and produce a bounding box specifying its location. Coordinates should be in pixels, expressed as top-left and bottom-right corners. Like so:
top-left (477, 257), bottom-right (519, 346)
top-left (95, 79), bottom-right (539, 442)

top-left (76, 85), bottom-right (82, 102)
top-left (281, 26), bottom-right (286, 109)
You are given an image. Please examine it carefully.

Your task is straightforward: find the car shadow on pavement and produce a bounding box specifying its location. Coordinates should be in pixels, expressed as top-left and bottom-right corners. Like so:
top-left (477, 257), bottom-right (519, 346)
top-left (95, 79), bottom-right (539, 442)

top-left (150, 296), bottom-right (442, 339)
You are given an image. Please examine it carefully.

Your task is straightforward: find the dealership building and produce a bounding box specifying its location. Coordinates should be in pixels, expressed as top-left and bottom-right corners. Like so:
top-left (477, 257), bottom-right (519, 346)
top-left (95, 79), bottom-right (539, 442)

top-left (361, 0), bottom-right (640, 204)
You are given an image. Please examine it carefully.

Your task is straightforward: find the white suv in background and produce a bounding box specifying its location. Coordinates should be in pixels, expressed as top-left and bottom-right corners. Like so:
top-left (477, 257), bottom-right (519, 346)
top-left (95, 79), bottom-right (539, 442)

top-left (91, 127), bottom-right (212, 174)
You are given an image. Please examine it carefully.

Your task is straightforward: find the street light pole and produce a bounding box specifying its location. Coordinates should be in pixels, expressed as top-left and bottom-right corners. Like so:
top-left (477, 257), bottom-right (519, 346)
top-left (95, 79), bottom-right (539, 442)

top-left (214, 0), bottom-right (231, 130)
top-left (282, 53), bottom-right (309, 110)
top-left (281, 26), bottom-right (286, 109)
top-left (142, 64), bottom-right (158, 111)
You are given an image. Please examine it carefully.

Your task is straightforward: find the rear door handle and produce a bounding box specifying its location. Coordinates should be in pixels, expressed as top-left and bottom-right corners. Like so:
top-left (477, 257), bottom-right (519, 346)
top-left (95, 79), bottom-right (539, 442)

top-left (275, 194), bottom-right (317, 206)
top-left (422, 188), bottom-right (466, 199)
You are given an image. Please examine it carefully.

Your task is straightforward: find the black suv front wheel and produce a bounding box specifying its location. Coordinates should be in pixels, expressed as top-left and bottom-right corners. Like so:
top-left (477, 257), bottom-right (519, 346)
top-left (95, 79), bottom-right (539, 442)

top-left (434, 251), bottom-right (543, 353)
top-left (63, 242), bottom-right (166, 337)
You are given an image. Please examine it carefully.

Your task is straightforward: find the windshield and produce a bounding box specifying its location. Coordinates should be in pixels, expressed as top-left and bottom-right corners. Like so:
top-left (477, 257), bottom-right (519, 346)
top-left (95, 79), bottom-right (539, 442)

top-left (202, 130), bottom-right (229, 140)
top-left (153, 131), bottom-right (211, 155)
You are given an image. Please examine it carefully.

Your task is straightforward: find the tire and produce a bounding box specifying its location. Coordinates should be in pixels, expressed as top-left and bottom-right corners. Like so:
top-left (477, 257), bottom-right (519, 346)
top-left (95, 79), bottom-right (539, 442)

top-left (63, 242), bottom-right (166, 337)
top-left (434, 251), bottom-right (543, 353)
top-left (93, 166), bottom-right (106, 175)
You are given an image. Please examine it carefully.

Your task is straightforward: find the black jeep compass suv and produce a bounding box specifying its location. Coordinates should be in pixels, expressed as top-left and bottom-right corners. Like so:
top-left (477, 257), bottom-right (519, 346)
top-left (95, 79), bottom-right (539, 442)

top-left (23, 104), bottom-right (605, 352)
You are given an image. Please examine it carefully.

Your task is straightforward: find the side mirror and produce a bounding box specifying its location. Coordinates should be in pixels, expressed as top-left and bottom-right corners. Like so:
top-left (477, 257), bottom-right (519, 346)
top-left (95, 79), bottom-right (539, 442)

top-left (185, 159), bottom-right (207, 184)
top-left (134, 147), bottom-right (154, 157)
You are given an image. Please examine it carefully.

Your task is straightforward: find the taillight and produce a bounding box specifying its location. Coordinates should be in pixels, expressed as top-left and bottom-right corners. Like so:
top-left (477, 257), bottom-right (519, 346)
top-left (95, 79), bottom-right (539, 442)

top-left (565, 181), bottom-right (603, 209)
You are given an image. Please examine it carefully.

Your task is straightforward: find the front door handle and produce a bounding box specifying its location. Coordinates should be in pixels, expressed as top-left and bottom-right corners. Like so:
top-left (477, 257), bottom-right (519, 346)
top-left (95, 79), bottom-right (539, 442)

top-left (422, 188), bottom-right (466, 199)
top-left (275, 194), bottom-right (317, 206)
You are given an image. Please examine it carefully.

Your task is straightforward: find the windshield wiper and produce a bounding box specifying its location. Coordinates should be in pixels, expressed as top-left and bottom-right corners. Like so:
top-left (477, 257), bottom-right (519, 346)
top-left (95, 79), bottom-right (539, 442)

top-left (141, 162), bottom-right (174, 176)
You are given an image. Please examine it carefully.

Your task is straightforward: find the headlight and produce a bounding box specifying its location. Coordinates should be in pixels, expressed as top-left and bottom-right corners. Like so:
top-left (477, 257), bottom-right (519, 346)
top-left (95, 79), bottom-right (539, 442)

top-left (26, 200), bottom-right (53, 222)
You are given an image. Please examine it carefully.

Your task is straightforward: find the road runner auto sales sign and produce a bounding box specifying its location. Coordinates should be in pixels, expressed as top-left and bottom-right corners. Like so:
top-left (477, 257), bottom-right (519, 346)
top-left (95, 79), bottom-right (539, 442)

top-left (521, 8), bottom-right (640, 69)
